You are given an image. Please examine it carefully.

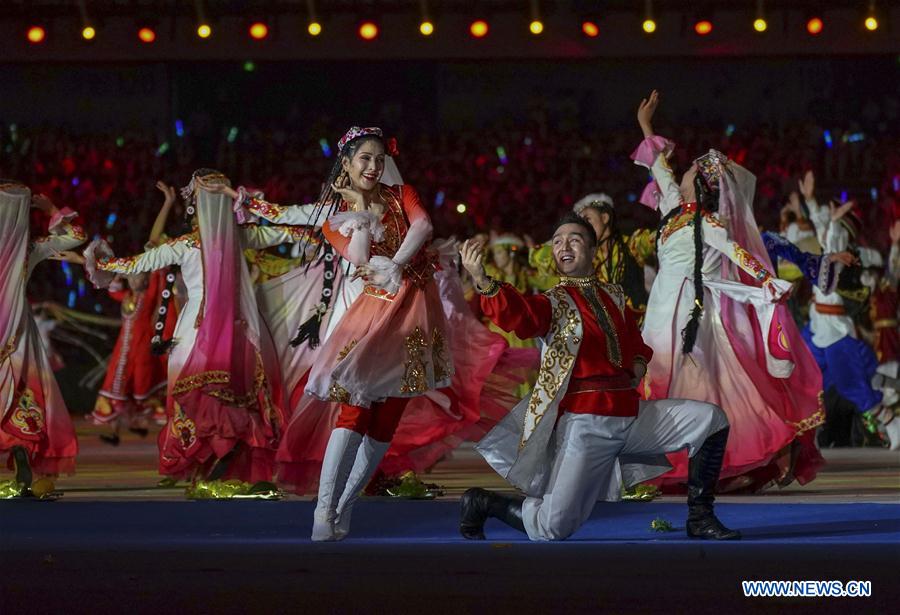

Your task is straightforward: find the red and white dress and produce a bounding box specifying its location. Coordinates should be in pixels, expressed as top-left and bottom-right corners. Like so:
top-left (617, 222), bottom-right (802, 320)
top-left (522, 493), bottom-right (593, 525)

top-left (91, 270), bottom-right (177, 427)
top-left (0, 194), bottom-right (85, 476)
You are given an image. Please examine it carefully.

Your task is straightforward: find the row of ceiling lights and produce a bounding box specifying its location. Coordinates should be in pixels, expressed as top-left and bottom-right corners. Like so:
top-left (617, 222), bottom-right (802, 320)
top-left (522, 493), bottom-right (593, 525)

top-left (21, 0), bottom-right (885, 45)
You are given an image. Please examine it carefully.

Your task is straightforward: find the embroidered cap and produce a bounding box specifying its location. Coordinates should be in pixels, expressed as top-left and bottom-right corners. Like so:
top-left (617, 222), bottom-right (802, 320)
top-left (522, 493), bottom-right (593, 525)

top-left (337, 126), bottom-right (384, 152)
top-left (693, 149), bottom-right (728, 190)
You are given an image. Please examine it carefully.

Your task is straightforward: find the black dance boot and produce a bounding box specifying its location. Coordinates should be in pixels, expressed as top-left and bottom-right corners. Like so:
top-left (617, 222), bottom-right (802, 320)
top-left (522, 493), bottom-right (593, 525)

top-left (686, 428), bottom-right (742, 540)
top-left (206, 444), bottom-right (240, 481)
top-left (11, 446), bottom-right (33, 489)
top-left (459, 487), bottom-right (526, 540)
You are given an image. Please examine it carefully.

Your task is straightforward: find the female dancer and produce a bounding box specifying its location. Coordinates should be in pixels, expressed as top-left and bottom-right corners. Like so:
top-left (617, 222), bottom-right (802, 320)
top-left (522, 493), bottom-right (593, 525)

top-left (0, 182), bottom-right (85, 490)
top-left (80, 169), bottom-right (308, 485)
top-left (633, 91), bottom-right (825, 490)
top-left (265, 126), bottom-right (453, 541)
top-left (222, 148), bottom-right (528, 509)
top-left (91, 183), bottom-right (180, 442)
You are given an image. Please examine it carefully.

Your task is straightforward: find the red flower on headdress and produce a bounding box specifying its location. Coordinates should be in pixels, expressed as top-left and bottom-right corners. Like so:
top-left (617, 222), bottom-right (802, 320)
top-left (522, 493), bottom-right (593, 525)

top-left (386, 137), bottom-right (399, 157)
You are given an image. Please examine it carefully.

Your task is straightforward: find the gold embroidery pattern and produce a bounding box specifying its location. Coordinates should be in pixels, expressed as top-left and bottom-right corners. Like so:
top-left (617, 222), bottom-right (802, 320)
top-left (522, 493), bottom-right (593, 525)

top-left (248, 197), bottom-right (286, 220)
top-left (337, 340), bottom-right (358, 361)
top-left (399, 327), bottom-right (429, 394)
top-left (659, 211), bottom-right (695, 245)
top-left (790, 404), bottom-right (825, 435)
top-left (580, 284), bottom-right (623, 368)
top-left (521, 288), bottom-right (580, 447)
top-left (432, 328), bottom-right (450, 383)
top-left (10, 389), bottom-right (45, 435)
top-left (170, 401), bottom-right (197, 448)
top-left (328, 381), bottom-right (351, 404)
top-left (172, 355), bottom-right (267, 408)
top-left (732, 244), bottom-right (771, 282)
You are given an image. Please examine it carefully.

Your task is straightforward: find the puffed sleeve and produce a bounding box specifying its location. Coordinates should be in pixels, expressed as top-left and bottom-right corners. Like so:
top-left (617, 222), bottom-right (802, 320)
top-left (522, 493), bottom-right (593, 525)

top-left (28, 208), bottom-right (87, 272)
top-left (630, 136), bottom-right (682, 216)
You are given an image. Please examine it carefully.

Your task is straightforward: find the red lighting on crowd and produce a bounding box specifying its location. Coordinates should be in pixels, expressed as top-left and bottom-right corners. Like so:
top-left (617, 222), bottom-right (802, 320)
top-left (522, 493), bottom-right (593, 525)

top-left (694, 20), bottom-right (713, 36)
top-left (582, 21), bottom-right (599, 38)
top-left (359, 22), bottom-right (379, 40)
top-left (470, 20), bottom-right (489, 38)
top-left (137, 27), bottom-right (156, 43)
top-left (249, 22), bottom-right (269, 40)
top-left (27, 26), bottom-right (46, 44)
top-left (806, 17), bottom-right (823, 35)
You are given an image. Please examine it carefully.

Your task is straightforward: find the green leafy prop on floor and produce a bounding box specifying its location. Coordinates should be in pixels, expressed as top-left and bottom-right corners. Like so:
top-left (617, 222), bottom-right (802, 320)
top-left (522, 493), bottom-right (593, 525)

top-left (0, 478), bottom-right (59, 500)
top-left (185, 479), bottom-right (282, 500)
top-left (370, 471), bottom-right (445, 499)
top-left (650, 517), bottom-right (674, 532)
top-left (622, 483), bottom-right (661, 501)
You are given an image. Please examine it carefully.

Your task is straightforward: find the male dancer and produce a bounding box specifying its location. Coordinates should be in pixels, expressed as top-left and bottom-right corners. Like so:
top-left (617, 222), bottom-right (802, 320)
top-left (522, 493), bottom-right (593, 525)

top-left (458, 213), bottom-right (739, 541)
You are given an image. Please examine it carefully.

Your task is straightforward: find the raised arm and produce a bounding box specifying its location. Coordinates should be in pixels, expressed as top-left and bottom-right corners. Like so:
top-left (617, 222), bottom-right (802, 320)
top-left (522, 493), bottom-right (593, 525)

top-left (460, 239), bottom-right (552, 339)
top-left (240, 191), bottom-right (322, 227)
top-left (631, 91), bottom-right (682, 216)
top-left (148, 181), bottom-right (177, 246)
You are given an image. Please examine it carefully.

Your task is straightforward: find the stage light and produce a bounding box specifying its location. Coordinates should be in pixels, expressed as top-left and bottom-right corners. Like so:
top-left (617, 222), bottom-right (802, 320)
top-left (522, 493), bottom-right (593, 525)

top-left (249, 22), bottom-right (269, 40)
top-left (197, 24), bottom-right (212, 38)
top-left (456, 203), bottom-right (467, 214)
top-left (138, 27), bottom-right (156, 43)
top-left (806, 17), bottom-right (823, 35)
top-left (82, 26), bottom-right (96, 40)
top-left (865, 16), bottom-right (878, 31)
top-left (243, 60), bottom-right (256, 72)
top-left (308, 21), bottom-right (322, 36)
top-left (582, 21), bottom-right (599, 38)
top-left (694, 20), bottom-right (713, 36)
top-left (753, 18), bottom-right (767, 32)
top-left (530, 20), bottom-right (544, 35)
top-left (470, 20), bottom-right (489, 38)
top-left (27, 26), bottom-right (46, 44)
top-left (420, 21), bottom-right (434, 36)
top-left (642, 0), bottom-right (656, 34)
top-left (359, 22), bottom-right (379, 40)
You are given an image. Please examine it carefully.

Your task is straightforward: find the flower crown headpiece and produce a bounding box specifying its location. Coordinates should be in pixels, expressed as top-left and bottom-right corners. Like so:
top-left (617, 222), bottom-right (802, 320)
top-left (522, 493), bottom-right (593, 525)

top-left (337, 126), bottom-right (399, 156)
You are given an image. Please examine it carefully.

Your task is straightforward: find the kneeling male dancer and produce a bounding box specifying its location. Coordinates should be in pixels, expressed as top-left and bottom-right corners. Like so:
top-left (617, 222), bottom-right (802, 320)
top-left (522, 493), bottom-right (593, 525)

top-left (458, 213), bottom-right (740, 541)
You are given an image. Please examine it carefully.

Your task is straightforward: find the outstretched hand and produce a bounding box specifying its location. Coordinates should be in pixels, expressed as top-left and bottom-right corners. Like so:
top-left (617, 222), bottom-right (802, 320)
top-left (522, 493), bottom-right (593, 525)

top-left (637, 90), bottom-right (660, 138)
top-left (49, 250), bottom-right (85, 265)
top-left (889, 220), bottom-right (900, 246)
top-left (31, 193), bottom-right (57, 214)
top-left (830, 200), bottom-right (855, 223)
top-left (156, 181), bottom-right (176, 206)
top-left (459, 239), bottom-right (489, 288)
top-left (829, 251), bottom-right (858, 267)
top-left (196, 177), bottom-right (238, 199)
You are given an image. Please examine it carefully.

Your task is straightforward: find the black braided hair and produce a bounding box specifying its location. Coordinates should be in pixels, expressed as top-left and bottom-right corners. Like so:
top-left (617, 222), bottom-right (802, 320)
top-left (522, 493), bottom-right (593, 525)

top-left (680, 173), bottom-right (720, 354)
top-left (585, 202), bottom-right (647, 309)
top-left (288, 134), bottom-right (385, 347)
top-left (298, 134), bottom-right (386, 269)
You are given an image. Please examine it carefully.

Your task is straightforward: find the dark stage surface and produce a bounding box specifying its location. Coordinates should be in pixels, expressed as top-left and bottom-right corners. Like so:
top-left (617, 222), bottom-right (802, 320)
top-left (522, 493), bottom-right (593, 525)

top-left (2, 424), bottom-right (899, 614)
top-left (2, 500), bottom-right (898, 614)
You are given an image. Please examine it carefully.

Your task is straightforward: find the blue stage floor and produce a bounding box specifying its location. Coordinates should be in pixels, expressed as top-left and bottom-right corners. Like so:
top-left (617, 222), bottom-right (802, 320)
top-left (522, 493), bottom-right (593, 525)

top-left (2, 500), bottom-right (899, 547)
top-left (2, 500), bottom-right (898, 614)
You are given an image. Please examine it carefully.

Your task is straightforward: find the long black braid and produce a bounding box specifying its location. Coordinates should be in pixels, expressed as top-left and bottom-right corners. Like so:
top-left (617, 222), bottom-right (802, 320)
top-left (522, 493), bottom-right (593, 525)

top-left (680, 174), bottom-right (719, 355)
top-left (288, 134), bottom-right (386, 348)
top-left (591, 203), bottom-right (648, 311)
